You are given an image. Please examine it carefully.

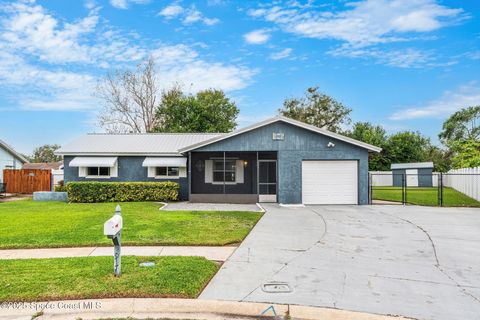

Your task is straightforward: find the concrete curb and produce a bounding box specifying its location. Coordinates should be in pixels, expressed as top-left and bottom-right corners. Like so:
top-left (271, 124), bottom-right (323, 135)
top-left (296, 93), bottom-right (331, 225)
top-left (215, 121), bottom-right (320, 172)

top-left (0, 298), bottom-right (410, 320)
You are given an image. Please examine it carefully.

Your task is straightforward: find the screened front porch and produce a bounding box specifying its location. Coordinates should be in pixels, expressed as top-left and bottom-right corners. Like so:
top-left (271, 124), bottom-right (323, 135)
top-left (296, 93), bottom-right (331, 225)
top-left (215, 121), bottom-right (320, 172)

top-left (188, 151), bottom-right (277, 203)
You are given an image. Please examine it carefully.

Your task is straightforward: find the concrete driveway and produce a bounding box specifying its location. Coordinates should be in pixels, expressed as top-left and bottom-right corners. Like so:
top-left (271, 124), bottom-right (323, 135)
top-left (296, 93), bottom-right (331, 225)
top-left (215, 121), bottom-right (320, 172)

top-left (200, 204), bottom-right (480, 320)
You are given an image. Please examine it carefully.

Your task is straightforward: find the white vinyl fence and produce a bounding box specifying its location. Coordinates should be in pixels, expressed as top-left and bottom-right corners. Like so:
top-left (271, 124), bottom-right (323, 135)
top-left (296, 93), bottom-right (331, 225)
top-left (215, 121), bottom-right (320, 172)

top-left (444, 167), bottom-right (480, 201)
top-left (370, 171), bottom-right (392, 186)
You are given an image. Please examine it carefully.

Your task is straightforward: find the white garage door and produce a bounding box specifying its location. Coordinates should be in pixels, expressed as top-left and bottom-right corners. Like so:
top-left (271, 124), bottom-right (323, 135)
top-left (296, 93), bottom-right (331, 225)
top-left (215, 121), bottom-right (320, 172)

top-left (302, 160), bottom-right (358, 204)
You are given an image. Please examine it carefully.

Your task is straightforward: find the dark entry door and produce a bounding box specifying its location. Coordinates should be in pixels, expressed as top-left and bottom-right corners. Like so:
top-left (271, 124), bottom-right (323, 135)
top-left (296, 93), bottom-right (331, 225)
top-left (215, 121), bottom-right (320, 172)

top-left (258, 160), bottom-right (277, 202)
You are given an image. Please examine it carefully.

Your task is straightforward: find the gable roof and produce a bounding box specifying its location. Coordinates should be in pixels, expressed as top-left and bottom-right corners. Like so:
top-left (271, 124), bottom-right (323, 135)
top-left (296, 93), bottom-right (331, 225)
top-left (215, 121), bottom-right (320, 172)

top-left (0, 139), bottom-right (29, 163)
top-left (56, 133), bottom-right (223, 156)
top-left (179, 116), bottom-right (382, 153)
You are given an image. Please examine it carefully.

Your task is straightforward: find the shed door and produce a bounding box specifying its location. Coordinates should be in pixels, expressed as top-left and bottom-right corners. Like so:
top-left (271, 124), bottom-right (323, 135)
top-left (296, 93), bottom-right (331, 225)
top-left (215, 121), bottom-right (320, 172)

top-left (405, 169), bottom-right (418, 187)
top-left (302, 160), bottom-right (358, 205)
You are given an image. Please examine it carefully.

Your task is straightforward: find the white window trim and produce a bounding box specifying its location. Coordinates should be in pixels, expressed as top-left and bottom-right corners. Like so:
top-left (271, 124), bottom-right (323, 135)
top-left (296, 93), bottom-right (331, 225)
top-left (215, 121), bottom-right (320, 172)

top-left (153, 166), bottom-right (182, 179)
top-left (85, 166), bottom-right (112, 179)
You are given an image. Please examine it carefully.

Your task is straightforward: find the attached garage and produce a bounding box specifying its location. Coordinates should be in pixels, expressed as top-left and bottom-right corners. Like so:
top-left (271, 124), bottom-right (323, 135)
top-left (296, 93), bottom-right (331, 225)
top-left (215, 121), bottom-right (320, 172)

top-left (302, 160), bottom-right (358, 204)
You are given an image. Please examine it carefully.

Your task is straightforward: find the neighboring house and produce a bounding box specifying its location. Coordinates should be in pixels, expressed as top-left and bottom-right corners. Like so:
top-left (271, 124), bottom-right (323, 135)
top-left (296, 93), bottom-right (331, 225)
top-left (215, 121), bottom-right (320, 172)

top-left (0, 139), bottom-right (29, 183)
top-left (23, 161), bottom-right (64, 187)
top-left (57, 116), bottom-right (381, 204)
top-left (391, 162), bottom-right (434, 187)
top-left (22, 161), bottom-right (63, 170)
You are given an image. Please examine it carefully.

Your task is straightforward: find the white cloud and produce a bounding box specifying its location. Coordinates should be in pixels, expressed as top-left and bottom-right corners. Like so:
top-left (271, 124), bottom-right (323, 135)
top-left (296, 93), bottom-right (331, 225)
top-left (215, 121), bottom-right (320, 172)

top-left (0, 51), bottom-right (97, 111)
top-left (330, 46), bottom-right (435, 68)
top-left (158, 3), bottom-right (219, 26)
top-left (158, 4), bottom-right (184, 18)
top-left (244, 29), bottom-right (270, 44)
top-left (110, 0), bottom-right (127, 9)
top-left (0, 1), bottom-right (256, 111)
top-left (248, 0), bottom-right (465, 67)
top-left (390, 83), bottom-right (480, 120)
top-left (269, 48), bottom-right (292, 60)
top-left (151, 44), bottom-right (257, 92)
top-left (109, 0), bottom-right (150, 9)
top-left (248, 0), bottom-right (464, 48)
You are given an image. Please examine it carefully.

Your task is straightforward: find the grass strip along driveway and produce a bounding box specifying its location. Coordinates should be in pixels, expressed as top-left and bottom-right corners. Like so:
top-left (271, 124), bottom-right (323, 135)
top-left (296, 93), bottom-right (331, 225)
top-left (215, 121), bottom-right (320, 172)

top-left (0, 256), bottom-right (218, 301)
top-left (0, 201), bottom-right (262, 249)
top-left (373, 186), bottom-right (480, 207)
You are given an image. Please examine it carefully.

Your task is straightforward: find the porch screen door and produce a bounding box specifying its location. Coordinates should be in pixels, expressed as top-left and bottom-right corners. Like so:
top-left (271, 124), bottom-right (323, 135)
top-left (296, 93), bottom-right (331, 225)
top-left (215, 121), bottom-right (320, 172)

top-left (258, 160), bottom-right (277, 202)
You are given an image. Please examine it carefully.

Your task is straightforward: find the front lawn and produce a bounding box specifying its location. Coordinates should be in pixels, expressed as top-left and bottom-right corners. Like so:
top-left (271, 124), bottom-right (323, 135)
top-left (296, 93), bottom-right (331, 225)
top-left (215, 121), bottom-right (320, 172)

top-left (0, 256), bottom-right (218, 301)
top-left (372, 186), bottom-right (480, 207)
top-left (0, 200), bottom-right (262, 249)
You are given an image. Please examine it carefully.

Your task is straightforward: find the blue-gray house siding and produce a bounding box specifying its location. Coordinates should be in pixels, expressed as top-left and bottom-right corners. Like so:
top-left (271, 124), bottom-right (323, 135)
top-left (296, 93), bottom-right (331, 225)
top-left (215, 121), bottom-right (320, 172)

top-left (63, 156), bottom-right (189, 200)
top-left (192, 122), bottom-right (370, 204)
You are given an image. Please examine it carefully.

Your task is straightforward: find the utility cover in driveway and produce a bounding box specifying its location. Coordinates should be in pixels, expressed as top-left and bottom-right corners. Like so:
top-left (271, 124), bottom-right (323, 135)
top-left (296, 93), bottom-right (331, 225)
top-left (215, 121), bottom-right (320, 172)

top-left (302, 160), bottom-right (358, 204)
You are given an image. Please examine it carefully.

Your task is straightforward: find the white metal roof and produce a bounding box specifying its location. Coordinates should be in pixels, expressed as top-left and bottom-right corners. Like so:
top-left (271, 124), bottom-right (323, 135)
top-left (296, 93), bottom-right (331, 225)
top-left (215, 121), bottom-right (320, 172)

top-left (69, 157), bottom-right (118, 167)
top-left (56, 133), bottom-right (223, 156)
top-left (391, 162), bottom-right (434, 169)
top-left (179, 116), bottom-right (382, 153)
top-left (142, 157), bottom-right (187, 167)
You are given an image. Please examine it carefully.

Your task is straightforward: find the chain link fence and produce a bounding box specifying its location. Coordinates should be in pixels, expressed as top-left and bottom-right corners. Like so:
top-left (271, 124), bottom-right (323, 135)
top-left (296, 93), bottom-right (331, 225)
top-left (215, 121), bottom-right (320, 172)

top-left (369, 172), bottom-right (480, 207)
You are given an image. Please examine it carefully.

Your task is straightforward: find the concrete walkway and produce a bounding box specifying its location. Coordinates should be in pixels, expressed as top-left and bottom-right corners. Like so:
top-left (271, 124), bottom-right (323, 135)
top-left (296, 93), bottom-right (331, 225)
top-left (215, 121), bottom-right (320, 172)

top-left (0, 246), bottom-right (236, 261)
top-left (162, 201), bottom-right (263, 212)
top-left (0, 298), bottom-right (409, 320)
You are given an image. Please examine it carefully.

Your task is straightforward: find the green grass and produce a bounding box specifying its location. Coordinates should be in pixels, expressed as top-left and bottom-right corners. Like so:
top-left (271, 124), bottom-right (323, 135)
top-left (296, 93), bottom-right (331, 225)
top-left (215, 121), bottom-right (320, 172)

top-left (372, 186), bottom-right (480, 207)
top-left (0, 200), bottom-right (262, 249)
top-left (0, 256), bottom-right (218, 301)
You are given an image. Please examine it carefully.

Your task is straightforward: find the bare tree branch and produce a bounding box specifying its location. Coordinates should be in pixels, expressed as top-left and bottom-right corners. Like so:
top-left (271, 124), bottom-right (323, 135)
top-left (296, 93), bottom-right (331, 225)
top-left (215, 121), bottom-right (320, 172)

top-left (95, 57), bottom-right (160, 133)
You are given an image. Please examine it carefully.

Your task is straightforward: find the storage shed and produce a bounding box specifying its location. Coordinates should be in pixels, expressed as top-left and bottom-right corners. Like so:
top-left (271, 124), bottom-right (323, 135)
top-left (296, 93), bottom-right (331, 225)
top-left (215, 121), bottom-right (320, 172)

top-left (391, 162), bottom-right (434, 187)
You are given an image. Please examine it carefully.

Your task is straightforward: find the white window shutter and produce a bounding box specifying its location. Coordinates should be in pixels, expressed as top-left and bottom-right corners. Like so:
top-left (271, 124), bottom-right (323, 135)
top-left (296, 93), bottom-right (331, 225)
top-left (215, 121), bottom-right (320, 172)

top-left (79, 167), bottom-right (87, 177)
top-left (205, 160), bottom-right (213, 183)
top-left (147, 167), bottom-right (155, 178)
top-left (110, 163), bottom-right (118, 178)
top-left (236, 160), bottom-right (244, 184)
top-left (179, 167), bottom-right (187, 178)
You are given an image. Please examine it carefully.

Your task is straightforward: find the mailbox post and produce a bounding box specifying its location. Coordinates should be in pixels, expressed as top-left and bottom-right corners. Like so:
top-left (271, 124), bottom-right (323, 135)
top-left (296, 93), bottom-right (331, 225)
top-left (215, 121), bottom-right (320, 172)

top-left (104, 204), bottom-right (123, 277)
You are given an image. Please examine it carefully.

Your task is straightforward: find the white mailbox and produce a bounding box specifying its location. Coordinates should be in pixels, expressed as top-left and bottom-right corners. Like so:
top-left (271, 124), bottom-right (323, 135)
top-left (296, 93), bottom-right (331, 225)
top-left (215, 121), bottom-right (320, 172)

top-left (104, 215), bottom-right (123, 236)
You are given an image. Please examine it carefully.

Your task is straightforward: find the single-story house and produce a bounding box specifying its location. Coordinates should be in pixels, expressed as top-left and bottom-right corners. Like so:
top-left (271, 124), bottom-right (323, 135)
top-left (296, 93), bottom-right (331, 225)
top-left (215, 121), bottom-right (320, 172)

top-left (0, 139), bottom-right (29, 183)
top-left (391, 162), bottom-right (434, 187)
top-left (56, 116), bottom-right (381, 204)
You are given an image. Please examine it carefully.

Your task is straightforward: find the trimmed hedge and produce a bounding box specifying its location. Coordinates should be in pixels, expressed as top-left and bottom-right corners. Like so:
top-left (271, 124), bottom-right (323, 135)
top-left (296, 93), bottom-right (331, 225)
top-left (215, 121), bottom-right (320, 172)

top-left (66, 181), bottom-right (179, 203)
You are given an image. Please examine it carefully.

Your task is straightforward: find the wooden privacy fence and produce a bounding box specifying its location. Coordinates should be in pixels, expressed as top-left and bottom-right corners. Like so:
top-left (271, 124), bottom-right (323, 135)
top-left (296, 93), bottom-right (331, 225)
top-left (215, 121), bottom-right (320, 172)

top-left (3, 169), bottom-right (52, 194)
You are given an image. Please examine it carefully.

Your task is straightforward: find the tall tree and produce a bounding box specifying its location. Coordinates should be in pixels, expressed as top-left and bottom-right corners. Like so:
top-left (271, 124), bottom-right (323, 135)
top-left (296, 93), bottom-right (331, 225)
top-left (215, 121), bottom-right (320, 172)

top-left (31, 144), bottom-right (62, 163)
top-left (346, 122), bottom-right (389, 170)
top-left (427, 146), bottom-right (452, 172)
top-left (96, 57), bottom-right (160, 133)
top-left (155, 87), bottom-right (239, 133)
top-left (439, 106), bottom-right (480, 144)
top-left (278, 87), bottom-right (351, 132)
top-left (384, 131), bottom-right (432, 165)
top-left (450, 139), bottom-right (480, 169)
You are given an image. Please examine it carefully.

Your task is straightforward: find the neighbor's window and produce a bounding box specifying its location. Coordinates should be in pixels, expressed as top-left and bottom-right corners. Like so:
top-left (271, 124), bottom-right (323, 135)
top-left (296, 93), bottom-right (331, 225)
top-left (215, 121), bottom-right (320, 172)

top-left (213, 160), bottom-right (236, 182)
top-left (155, 166), bottom-right (179, 177)
top-left (87, 167), bottom-right (110, 176)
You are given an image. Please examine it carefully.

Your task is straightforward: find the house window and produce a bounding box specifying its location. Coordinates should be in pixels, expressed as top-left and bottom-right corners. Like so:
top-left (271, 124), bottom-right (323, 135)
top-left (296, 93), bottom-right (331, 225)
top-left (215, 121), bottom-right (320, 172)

top-left (213, 160), bottom-right (236, 182)
top-left (87, 167), bottom-right (110, 177)
top-left (155, 166), bottom-right (179, 177)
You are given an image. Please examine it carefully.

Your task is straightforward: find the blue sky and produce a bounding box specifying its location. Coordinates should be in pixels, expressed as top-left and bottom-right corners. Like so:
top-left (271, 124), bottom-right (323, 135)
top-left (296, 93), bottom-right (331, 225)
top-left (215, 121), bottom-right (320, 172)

top-left (0, 0), bottom-right (479, 154)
